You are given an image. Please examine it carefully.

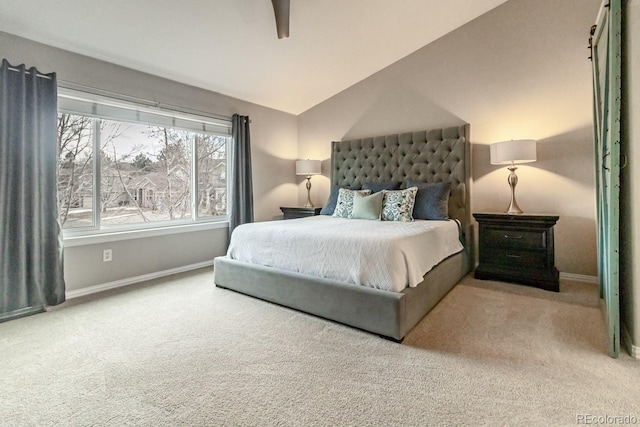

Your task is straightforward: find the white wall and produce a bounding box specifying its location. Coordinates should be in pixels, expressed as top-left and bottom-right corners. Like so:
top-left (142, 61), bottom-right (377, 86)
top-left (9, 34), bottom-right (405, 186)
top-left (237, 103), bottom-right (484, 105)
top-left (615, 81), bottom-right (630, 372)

top-left (297, 0), bottom-right (600, 277)
top-left (0, 32), bottom-right (299, 292)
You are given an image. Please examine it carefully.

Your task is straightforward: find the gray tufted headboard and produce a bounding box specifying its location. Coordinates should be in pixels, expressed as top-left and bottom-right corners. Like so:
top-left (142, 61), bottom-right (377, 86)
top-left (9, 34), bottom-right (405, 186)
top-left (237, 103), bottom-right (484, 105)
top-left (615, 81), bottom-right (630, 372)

top-left (330, 124), bottom-right (471, 245)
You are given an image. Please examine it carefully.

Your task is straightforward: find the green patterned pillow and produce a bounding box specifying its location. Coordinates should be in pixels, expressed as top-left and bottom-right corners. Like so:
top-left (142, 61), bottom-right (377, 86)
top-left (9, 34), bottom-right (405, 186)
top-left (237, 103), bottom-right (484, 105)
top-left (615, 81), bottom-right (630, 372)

top-left (381, 187), bottom-right (418, 221)
top-left (333, 188), bottom-right (372, 218)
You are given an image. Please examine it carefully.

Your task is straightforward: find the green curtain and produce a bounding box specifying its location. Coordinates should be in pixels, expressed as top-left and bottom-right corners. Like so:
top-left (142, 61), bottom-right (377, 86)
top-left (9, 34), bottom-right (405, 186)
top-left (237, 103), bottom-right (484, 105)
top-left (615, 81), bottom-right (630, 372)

top-left (591, 0), bottom-right (621, 357)
top-left (0, 59), bottom-right (65, 321)
top-left (229, 114), bottom-right (254, 238)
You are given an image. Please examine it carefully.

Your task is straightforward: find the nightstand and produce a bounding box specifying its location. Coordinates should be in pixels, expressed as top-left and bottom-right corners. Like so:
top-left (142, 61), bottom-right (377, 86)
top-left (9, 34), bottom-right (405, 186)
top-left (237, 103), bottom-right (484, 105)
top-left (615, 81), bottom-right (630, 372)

top-left (280, 206), bottom-right (322, 220)
top-left (473, 213), bottom-right (560, 292)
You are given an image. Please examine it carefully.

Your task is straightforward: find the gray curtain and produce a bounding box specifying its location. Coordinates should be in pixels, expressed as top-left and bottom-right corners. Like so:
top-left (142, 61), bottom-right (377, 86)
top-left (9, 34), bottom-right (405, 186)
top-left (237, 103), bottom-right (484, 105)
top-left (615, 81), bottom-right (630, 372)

top-left (229, 114), bottom-right (253, 238)
top-left (0, 59), bottom-right (65, 321)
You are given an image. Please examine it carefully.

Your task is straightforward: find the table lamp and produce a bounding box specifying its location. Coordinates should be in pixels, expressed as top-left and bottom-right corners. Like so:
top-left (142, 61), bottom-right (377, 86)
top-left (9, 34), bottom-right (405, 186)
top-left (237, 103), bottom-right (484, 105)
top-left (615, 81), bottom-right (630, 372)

top-left (296, 159), bottom-right (321, 207)
top-left (490, 139), bottom-right (537, 214)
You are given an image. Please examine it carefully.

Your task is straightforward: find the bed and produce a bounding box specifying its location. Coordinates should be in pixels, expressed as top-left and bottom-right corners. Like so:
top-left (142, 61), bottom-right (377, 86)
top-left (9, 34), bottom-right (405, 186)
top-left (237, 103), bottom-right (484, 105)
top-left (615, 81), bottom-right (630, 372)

top-left (214, 124), bottom-right (471, 341)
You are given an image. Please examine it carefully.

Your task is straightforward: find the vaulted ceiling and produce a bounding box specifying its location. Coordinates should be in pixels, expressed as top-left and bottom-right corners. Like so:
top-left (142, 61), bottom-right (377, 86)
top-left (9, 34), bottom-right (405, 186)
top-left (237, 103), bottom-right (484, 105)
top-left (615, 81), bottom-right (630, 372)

top-left (0, 0), bottom-right (509, 115)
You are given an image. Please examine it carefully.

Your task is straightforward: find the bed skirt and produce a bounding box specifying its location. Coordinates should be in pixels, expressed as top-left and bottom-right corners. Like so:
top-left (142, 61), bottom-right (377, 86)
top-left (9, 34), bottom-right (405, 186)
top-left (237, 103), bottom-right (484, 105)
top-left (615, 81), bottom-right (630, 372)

top-left (213, 249), bottom-right (470, 341)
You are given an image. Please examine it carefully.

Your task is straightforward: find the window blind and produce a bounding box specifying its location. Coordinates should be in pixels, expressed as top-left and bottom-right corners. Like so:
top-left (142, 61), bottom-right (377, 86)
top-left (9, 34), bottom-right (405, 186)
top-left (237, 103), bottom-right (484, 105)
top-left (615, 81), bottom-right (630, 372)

top-left (58, 88), bottom-right (232, 136)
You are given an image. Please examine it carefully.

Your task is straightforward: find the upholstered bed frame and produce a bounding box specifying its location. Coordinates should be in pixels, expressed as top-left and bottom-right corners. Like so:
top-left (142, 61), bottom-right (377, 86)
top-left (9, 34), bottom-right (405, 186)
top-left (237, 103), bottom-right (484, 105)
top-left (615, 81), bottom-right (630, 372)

top-left (214, 124), bottom-right (471, 341)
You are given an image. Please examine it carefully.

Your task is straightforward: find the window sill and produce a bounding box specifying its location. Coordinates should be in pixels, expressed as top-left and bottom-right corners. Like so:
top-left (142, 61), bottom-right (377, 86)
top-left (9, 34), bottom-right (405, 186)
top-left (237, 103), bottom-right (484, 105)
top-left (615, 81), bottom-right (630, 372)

top-left (63, 220), bottom-right (229, 247)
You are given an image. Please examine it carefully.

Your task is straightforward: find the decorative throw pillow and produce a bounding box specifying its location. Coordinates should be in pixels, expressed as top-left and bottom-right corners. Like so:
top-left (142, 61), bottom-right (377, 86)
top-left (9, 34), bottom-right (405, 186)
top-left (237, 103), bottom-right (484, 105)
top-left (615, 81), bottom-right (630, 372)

top-left (333, 188), bottom-right (372, 218)
top-left (320, 185), bottom-right (360, 215)
top-left (407, 181), bottom-right (451, 220)
top-left (381, 187), bottom-right (418, 222)
top-left (351, 191), bottom-right (384, 220)
top-left (362, 181), bottom-right (402, 193)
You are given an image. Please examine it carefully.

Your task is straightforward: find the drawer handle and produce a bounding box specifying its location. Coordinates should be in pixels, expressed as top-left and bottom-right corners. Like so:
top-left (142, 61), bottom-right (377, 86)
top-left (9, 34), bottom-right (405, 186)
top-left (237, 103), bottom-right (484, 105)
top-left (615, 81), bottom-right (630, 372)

top-left (504, 234), bottom-right (523, 239)
top-left (506, 254), bottom-right (522, 258)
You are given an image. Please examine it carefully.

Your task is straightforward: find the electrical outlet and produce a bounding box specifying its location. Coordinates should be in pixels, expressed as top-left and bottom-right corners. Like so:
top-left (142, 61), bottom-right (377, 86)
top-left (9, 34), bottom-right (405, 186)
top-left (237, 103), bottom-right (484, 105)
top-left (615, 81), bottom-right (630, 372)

top-left (103, 249), bottom-right (112, 262)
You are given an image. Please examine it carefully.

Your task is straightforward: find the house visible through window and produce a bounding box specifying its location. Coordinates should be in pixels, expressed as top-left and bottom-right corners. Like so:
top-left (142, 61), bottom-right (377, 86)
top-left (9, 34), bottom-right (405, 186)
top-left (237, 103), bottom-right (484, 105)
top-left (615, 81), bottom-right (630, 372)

top-left (57, 89), bottom-right (230, 234)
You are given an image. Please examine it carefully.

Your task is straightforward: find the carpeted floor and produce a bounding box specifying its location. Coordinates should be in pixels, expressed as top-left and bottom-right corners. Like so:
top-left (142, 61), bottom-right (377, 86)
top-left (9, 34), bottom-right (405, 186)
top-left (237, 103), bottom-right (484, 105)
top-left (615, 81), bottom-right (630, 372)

top-left (1, 268), bottom-right (638, 426)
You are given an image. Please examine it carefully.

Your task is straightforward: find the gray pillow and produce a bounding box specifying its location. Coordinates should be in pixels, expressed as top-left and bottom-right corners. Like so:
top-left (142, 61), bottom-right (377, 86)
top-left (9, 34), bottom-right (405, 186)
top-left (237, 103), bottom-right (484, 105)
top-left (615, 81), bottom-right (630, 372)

top-left (407, 181), bottom-right (450, 220)
top-left (352, 191), bottom-right (384, 220)
top-left (362, 181), bottom-right (401, 193)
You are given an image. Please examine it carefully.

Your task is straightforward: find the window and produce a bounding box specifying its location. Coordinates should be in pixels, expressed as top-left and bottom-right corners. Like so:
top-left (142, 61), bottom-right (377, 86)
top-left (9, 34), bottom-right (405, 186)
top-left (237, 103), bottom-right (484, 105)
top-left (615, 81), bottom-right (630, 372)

top-left (57, 89), bottom-right (230, 234)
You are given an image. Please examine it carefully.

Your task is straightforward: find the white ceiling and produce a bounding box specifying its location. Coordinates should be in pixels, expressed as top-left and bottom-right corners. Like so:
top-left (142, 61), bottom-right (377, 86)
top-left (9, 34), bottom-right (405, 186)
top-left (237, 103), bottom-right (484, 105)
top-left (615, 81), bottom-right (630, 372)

top-left (0, 0), bottom-right (508, 115)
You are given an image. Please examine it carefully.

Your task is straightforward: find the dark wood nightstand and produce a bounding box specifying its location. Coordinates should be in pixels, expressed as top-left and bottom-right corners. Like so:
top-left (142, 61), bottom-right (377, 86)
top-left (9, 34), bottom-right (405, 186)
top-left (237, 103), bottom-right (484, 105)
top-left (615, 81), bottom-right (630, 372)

top-left (473, 213), bottom-right (560, 292)
top-left (280, 206), bottom-right (322, 220)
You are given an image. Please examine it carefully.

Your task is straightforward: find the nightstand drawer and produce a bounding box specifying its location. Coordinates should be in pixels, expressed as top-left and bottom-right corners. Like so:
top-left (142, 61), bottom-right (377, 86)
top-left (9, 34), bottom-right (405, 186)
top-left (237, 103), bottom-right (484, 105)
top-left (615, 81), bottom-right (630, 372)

top-left (280, 207), bottom-right (322, 220)
top-left (482, 248), bottom-right (547, 268)
top-left (484, 228), bottom-right (546, 249)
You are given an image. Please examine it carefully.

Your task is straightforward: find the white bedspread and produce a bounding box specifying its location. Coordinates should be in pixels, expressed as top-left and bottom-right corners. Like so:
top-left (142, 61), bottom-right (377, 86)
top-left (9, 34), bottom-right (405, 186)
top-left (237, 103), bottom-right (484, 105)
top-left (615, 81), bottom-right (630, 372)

top-left (226, 216), bottom-right (464, 292)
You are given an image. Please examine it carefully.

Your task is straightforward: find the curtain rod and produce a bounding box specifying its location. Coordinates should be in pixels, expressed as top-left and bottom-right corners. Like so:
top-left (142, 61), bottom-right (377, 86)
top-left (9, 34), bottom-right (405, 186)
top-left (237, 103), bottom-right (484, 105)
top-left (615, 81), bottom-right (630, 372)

top-left (7, 66), bottom-right (53, 80)
top-left (58, 79), bottom-right (232, 124)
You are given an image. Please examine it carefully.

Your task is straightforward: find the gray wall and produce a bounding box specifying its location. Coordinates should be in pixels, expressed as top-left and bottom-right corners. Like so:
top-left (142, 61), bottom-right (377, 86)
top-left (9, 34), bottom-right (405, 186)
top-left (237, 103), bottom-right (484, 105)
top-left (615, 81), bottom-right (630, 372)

top-left (297, 0), bottom-right (600, 277)
top-left (0, 31), bottom-right (299, 292)
top-left (63, 229), bottom-right (229, 292)
top-left (621, 0), bottom-right (640, 353)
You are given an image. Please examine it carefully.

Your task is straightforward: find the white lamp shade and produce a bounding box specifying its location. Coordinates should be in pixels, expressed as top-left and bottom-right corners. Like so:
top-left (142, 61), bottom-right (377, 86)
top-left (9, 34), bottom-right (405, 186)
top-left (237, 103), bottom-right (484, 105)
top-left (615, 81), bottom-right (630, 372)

top-left (296, 159), bottom-right (321, 175)
top-left (490, 140), bottom-right (537, 165)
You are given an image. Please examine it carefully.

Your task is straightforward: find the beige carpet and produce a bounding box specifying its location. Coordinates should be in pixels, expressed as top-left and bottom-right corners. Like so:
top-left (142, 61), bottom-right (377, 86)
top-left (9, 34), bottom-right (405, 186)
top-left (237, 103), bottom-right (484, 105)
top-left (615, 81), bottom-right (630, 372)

top-left (1, 269), bottom-right (638, 426)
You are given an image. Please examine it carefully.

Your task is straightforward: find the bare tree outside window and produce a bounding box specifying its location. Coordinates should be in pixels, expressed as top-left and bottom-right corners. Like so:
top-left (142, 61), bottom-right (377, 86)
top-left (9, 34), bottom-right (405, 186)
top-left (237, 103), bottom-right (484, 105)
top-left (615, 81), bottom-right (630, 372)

top-left (147, 127), bottom-right (192, 221)
top-left (99, 121), bottom-right (192, 225)
top-left (57, 113), bottom-right (94, 228)
top-left (197, 133), bottom-right (227, 217)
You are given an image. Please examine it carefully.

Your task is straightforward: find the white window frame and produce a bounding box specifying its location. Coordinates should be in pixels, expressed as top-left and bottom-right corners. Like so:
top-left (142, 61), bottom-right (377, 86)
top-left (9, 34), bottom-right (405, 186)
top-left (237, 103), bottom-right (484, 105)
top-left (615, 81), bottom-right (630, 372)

top-left (58, 88), bottom-right (231, 244)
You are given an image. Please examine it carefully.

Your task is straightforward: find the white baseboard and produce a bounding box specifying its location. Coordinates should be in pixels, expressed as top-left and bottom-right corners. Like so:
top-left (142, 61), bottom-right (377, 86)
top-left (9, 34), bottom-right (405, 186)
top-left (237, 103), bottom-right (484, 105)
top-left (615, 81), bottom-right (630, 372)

top-left (622, 324), bottom-right (640, 359)
top-left (65, 260), bottom-right (214, 299)
top-left (559, 272), bottom-right (598, 284)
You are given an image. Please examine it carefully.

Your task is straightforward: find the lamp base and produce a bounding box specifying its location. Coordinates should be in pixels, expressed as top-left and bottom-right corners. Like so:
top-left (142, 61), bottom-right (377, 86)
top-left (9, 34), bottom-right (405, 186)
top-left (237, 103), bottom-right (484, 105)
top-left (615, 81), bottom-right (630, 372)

top-left (506, 202), bottom-right (523, 215)
top-left (304, 176), bottom-right (314, 208)
top-left (506, 166), bottom-right (523, 215)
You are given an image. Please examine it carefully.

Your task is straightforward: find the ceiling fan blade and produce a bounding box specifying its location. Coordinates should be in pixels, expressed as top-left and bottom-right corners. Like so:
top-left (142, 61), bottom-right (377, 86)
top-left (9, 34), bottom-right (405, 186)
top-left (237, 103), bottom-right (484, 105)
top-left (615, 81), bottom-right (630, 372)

top-left (271, 0), bottom-right (290, 39)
